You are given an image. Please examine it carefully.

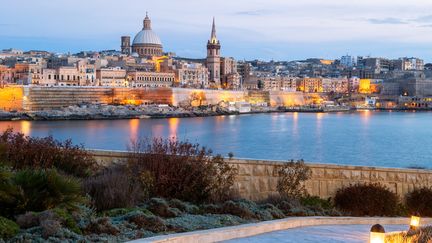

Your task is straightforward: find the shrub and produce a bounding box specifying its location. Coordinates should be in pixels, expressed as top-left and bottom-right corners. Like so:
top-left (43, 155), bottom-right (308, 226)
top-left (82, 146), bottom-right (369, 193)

top-left (83, 217), bottom-right (119, 235)
top-left (0, 128), bottom-right (97, 178)
top-left (301, 196), bottom-right (333, 211)
top-left (0, 167), bottom-right (21, 218)
top-left (15, 169), bottom-right (85, 213)
top-left (147, 198), bottom-right (181, 218)
top-left (128, 213), bottom-right (167, 232)
top-left (0, 216), bottom-right (19, 239)
top-left (127, 138), bottom-right (238, 203)
top-left (276, 160), bottom-right (311, 199)
top-left (334, 183), bottom-right (398, 216)
top-left (83, 165), bottom-right (151, 212)
top-left (406, 187), bottom-right (432, 216)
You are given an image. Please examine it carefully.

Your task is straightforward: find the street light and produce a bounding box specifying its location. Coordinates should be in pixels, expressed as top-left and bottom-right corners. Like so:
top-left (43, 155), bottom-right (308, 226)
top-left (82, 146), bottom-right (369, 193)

top-left (410, 213), bottom-right (421, 230)
top-left (370, 224), bottom-right (385, 243)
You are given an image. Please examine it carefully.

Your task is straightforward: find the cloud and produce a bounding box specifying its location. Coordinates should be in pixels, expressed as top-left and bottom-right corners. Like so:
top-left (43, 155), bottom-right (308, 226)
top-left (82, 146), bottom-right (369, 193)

top-left (233, 9), bottom-right (270, 16)
top-left (367, 18), bottom-right (407, 25)
top-left (413, 15), bottom-right (432, 23)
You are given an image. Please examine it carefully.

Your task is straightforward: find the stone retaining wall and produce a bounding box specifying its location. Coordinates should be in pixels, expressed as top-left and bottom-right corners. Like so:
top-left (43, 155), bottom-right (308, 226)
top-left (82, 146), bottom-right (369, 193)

top-left (90, 150), bottom-right (432, 200)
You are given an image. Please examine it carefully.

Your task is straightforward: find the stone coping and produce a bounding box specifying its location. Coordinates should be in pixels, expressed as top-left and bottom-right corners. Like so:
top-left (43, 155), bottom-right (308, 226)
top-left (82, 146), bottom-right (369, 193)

top-left (127, 217), bottom-right (432, 243)
top-left (88, 149), bottom-right (432, 174)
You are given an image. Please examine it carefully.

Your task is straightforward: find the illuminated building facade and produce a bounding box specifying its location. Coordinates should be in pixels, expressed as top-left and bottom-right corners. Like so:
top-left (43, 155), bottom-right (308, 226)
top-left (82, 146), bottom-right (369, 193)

top-left (175, 62), bottom-right (209, 88)
top-left (127, 70), bottom-right (174, 88)
top-left (97, 67), bottom-right (127, 87)
top-left (297, 78), bottom-right (323, 93)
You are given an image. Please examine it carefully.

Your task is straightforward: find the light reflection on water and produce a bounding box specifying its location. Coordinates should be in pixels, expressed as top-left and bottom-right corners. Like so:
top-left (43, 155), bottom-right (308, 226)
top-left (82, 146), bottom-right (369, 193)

top-left (0, 111), bottom-right (431, 169)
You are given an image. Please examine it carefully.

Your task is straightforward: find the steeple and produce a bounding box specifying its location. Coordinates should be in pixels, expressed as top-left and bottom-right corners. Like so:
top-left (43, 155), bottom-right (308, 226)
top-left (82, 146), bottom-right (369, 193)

top-left (210, 17), bottom-right (218, 44)
top-left (143, 12), bottom-right (151, 30)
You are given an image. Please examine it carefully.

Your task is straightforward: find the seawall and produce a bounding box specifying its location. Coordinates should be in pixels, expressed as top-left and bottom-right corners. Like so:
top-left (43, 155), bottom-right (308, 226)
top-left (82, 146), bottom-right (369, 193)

top-left (0, 86), bottom-right (323, 111)
top-left (90, 150), bottom-right (432, 200)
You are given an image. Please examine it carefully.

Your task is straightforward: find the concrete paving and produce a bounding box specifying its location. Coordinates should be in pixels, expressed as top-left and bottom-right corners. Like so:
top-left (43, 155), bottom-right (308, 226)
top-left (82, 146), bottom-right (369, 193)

top-left (223, 224), bottom-right (407, 243)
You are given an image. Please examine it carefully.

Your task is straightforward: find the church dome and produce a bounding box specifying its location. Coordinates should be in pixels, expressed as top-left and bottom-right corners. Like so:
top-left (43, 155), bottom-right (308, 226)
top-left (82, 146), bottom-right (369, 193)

top-left (132, 29), bottom-right (162, 46)
top-left (132, 14), bottom-right (162, 46)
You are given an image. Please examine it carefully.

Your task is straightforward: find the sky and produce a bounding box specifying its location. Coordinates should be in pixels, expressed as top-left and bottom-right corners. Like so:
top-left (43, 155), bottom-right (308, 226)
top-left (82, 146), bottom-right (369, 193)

top-left (2, 0), bottom-right (432, 61)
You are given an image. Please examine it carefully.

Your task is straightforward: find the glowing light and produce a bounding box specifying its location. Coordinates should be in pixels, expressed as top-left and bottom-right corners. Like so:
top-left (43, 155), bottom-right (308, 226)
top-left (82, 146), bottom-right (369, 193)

top-left (370, 224), bottom-right (385, 243)
top-left (410, 215), bottom-right (420, 230)
top-left (359, 79), bottom-right (372, 94)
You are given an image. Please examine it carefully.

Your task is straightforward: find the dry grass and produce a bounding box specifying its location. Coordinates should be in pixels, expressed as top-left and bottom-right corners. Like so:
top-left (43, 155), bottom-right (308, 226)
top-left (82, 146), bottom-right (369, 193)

top-left (385, 227), bottom-right (432, 243)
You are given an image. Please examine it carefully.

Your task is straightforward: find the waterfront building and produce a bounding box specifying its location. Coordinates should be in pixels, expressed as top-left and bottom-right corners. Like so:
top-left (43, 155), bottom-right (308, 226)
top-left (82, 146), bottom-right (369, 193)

top-left (0, 65), bottom-right (15, 86)
top-left (206, 18), bottom-right (221, 87)
top-left (97, 67), bottom-right (127, 87)
top-left (349, 77), bottom-right (360, 93)
top-left (322, 78), bottom-right (349, 93)
top-left (175, 62), bottom-right (209, 88)
top-left (220, 57), bottom-right (241, 89)
top-left (297, 78), bottom-right (323, 93)
top-left (127, 70), bottom-right (174, 88)
top-left (262, 76), bottom-right (297, 91)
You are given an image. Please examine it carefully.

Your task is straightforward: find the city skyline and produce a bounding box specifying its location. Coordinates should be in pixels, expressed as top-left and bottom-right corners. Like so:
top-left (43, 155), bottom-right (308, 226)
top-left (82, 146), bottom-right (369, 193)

top-left (3, 0), bottom-right (432, 61)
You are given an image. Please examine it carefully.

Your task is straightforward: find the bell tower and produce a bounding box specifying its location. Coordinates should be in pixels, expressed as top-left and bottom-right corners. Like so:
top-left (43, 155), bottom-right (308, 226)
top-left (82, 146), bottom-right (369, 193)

top-left (206, 17), bottom-right (221, 87)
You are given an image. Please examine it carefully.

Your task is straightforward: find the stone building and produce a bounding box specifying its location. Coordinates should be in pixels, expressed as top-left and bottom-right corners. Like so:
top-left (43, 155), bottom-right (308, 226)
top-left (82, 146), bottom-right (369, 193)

top-left (297, 78), bottom-right (323, 93)
top-left (322, 78), bottom-right (349, 93)
top-left (262, 76), bottom-right (297, 91)
top-left (206, 18), bottom-right (221, 87)
top-left (175, 62), bottom-right (209, 88)
top-left (127, 70), bottom-right (174, 88)
top-left (97, 67), bottom-right (127, 87)
top-left (221, 57), bottom-right (240, 89)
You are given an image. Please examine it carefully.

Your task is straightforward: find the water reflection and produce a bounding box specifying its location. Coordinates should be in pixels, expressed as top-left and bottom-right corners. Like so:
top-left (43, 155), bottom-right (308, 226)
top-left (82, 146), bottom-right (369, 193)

top-left (129, 119), bottom-right (140, 141)
top-left (0, 111), bottom-right (432, 168)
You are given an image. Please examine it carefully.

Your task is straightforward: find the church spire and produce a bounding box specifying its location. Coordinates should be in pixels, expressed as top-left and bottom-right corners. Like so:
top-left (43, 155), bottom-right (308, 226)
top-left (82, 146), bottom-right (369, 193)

top-left (143, 12), bottom-right (151, 30)
top-left (210, 17), bottom-right (218, 44)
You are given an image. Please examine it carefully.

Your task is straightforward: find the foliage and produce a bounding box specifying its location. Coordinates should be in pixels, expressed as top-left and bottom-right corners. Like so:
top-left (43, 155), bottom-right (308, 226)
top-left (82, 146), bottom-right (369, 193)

top-left (301, 196), bottom-right (333, 211)
top-left (334, 183), bottom-right (399, 216)
top-left (0, 167), bottom-right (21, 218)
top-left (127, 138), bottom-right (238, 203)
top-left (83, 165), bottom-right (151, 212)
top-left (276, 160), bottom-right (311, 199)
top-left (0, 169), bottom-right (85, 217)
top-left (14, 169), bottom-right (85, 213)
top-left (0, 216), bottom-right (19, 239)
top-left (0, 128), bottom-right (97, 178)
top-left (406, 187), bottom-right (432, 217)
top-left (83, 217), bottom-right (120, 236)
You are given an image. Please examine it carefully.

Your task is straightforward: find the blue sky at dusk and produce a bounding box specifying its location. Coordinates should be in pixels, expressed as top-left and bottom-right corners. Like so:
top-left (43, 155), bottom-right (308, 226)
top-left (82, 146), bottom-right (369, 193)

top-left (2, 0), bottom-right (432, 61)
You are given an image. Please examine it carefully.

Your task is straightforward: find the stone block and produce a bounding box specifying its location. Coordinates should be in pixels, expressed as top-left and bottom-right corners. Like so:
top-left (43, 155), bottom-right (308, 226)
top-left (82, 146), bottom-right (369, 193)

top-left (351, 171), bottom-right (361, 180)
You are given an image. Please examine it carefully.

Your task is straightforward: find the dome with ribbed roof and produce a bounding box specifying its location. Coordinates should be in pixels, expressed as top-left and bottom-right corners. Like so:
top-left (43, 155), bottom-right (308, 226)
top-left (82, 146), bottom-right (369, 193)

top-left (132, 29), bottom-right (162, 46)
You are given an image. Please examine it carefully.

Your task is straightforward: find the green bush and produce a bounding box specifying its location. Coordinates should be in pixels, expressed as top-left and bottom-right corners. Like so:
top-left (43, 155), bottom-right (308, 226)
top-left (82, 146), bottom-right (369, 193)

top-left (406, 187), bottom-right (432, 216)
top-left (334, 183), bottom-right (398, 216)
top-left (0, 216), bottom-right (19, 239)
top-left (0, 169), bottom-right (85, 217)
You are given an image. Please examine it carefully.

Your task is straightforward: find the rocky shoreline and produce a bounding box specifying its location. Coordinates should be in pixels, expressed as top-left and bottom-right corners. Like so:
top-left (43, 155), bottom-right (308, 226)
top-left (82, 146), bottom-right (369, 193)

top-left (1, 104), bottom-right (427, 121)
top-left (0, 104), bottom-right (280, 121)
